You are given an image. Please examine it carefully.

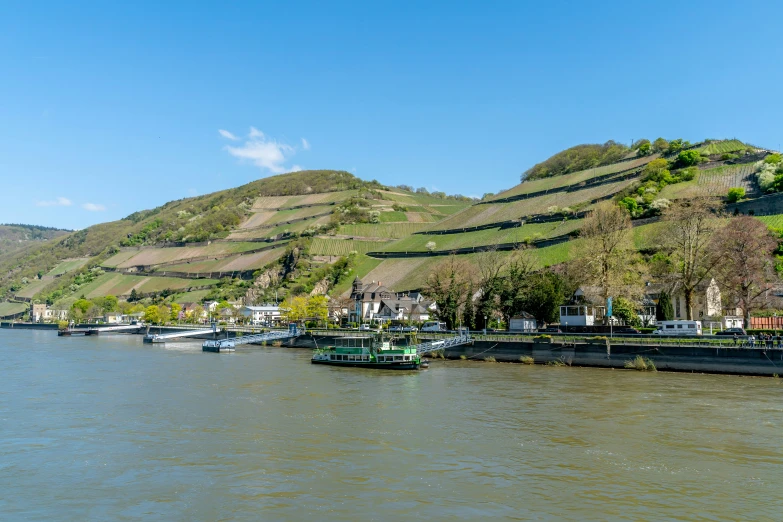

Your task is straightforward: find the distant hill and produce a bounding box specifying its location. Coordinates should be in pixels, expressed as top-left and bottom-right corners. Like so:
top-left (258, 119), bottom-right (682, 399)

top-left (0, 224), bottom-right (70, 255)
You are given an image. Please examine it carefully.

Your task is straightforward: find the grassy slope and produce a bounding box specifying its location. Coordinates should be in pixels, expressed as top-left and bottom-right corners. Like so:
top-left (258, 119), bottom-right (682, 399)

top-left (0, 301), bottom-right (27, 317)
top-left (658, 164), bottom-right (759, 199)
top-left (310, 238), bottom-right (390, 256)
top-left (154, 247), bottom-right (286, 273)
top-left (76, 273), bottom-right (219, 298)
top-left (46, 258), bottom-right (91, 276)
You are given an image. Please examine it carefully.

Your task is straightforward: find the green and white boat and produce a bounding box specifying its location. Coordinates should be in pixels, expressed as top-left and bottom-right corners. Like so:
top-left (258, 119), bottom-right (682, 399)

top-left (311, 335), bottom-right (422, 370)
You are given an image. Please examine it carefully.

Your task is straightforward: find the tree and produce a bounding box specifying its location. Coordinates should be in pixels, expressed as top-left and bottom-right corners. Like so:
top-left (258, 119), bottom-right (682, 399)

top-left (307, 295), bottom-right (328, 325)
top-left (128, 288), bottom-right (139, 302)
top-left (676, 150), bottom-right (701, 167)
top-left (652, 137), bottom-right (669, 154)
top-left (72, 298), bottom-right (91, 316)
top-left (574, 203), bottom-right (633, 307)
top-left (328, 295), bottom-right (353, 325)
top-left (520, 271), bottom-right (566, 324)
top-left (727, 187), bottom-right (745, 203)
top-left (613, 297), bottom-right (641, 327)
top-left (281, 296), bottom-right (308, 323)
top-left (424, 256), bottom-right (475, 329)
top-left (462, 285), bottom-right (476, 330)
top-left (668, 138), bottom-right (685, 154)
top-left (157, 305), bottom-right (170, 325)
top-left (637, 142), bottom-right (652, 156)
top-left (710, 216), bottom-right (778, 328)
top-left (656, 291), bottom-right (674, 321)
top-left (170, 302), bottom-right (182, 322)
top-left (474, 249), bottom-right (509, 330)
top-left (143, 305), bottom-right (161, 325)
top-left (657, 200), bottom-right (720, 320)
top-left (497, 250), bottom-right (536, 325)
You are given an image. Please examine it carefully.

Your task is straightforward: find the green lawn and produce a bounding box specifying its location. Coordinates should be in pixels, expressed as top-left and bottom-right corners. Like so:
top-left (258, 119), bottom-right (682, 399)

top-left (172, 289), bottom-right (214, 304)
top-left (757, 214), bottom-right (783, 229)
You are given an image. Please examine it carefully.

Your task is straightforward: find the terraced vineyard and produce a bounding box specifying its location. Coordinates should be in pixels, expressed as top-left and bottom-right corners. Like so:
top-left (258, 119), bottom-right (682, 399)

top-left (338, 223), bottom-right (431, 239)
top-left (77, 273), bottom-right (219, 298)
top-left (756, 214), bottom-right (783, 229)
top-left (251, 190), bottom-right (357, 210)
top-left (696, 139), bottom-right (750, 155)
top-left (16, 279), bottom-right (53, 299)
top-left (0, 301), bottom-right (27, 317)
top-left (154, 247), bottom-right (287, 274)
top-left (428, 178), bottom-right (634, 231)
top-left (309, 238), bottom-right (390, 256)
top-left (379, 219), bottom-right (582, 252)
top-left (103, 242), bottom-right (266, 268)
top-left (487, 154), bottom-right (657, 201)
top-left (658, 164), bottom-right (759, 200)
top-left (228, 216), bottom-right (332, 240)
top-left (46, 258), bottom-right (90, 276)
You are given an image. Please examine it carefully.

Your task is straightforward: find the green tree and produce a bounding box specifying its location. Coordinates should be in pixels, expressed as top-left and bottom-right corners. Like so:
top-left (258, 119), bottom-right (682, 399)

top-left (613, 297), bottom-right (641, 327)
top-left (72, 298), bottom-right (91, 315)
top-left (128, 288), bottom-right (139, 302)
top-left (170, 302), bottom-right (182, 322)
top-left (656, 291), bottom-right (674, 321)
top-left (424, 256), bottom-right (475, 330)
top-left (143, 305), bottom-right (161, 325)
top-left (281, 296), bottom-right (308, 323)
top-left (637, 142), bottom-right (652, 156)
top-left (307, 295), bottom-right (328, 324)
top-left (676, 150), bottom-right (701, 167)
top-left (520, 271), bottom-right (566, 324)
top-left (668, 139), bottom-right (685, 154)
top-left (727, 187), bottom-right (745, 203)
top-left (652, 137), bottom-right (669, 153)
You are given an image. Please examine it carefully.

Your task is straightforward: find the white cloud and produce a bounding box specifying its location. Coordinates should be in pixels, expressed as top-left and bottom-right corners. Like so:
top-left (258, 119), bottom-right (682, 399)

top-left (218, 129), bottom-right (239, 140)
top-left (82, 203), bottom-right (106, 211)
top-left (223, 127), bottom-right (309, 174)
top-left (36, 197), bottom-right (72, 207)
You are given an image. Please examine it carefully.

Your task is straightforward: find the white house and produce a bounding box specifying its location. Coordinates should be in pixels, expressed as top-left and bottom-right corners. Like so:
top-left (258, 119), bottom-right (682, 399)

top-left (241, 305), bottom-right (281, 325)
top-left (508, 312), bottom-right (537, 332)
top-left (375, 297), bottom-right (431, 323)
top-left (105, 312), bottom-right (125, 324)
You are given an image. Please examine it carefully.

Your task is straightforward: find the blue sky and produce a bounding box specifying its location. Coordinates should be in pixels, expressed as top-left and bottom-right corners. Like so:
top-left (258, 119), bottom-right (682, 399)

top-left (1, 1), bottom-right (781, 230)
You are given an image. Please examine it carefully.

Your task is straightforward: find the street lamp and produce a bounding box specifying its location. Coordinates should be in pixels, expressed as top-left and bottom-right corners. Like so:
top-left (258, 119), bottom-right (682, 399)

top-left (484, 315), bottom-right (487, 335)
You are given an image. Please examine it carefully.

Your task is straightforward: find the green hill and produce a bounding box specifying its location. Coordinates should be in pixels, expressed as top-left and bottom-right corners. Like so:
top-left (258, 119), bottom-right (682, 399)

top-left (1, 138), bottom-right (779, 319)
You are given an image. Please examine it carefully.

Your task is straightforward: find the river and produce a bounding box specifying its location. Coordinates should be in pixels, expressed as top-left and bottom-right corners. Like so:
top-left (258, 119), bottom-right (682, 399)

top-left (1, 329), bottom-right (782, 520)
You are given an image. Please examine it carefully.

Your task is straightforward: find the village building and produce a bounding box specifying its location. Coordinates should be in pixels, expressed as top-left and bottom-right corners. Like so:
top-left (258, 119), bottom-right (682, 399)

top-left (241, 304), bottom-right (281, 325)
top-left (349, 277), bottom-right (436, 323)
top-left (508, 312), bottom-right (537, 332)
top-left (374, 296), bottom-right (431, 323)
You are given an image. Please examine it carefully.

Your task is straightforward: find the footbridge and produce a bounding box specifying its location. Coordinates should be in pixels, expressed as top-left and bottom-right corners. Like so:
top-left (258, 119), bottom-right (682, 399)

top-left (93, 324), bottom-right (144, 333)
top-left (144, 324), bottom-right (218, 344)
top-left (203, 324), bottom-right (302, 352)
top-left (412, 334), bottom-right (473, 355)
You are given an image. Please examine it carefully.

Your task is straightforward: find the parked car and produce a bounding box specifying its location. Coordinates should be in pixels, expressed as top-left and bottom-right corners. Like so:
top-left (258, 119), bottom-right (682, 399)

top-left (653, 320), bottom-right (703, 336)
top-left (614, 327), bottom-right (641, 334)
top-left (359, 324), bottom-right (372, 331)
top-left (538, 326), bottom-right (562, 333)
top-left (715, 327), bottom-right (747, 336)
top-left (389, 325), bottom-right (418, 333)
top-left (421, 321), bottom-right (447, 332)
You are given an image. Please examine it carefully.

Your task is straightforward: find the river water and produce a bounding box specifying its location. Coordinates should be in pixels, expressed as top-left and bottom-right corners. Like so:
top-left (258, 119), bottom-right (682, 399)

top-left (1, 330), bottom-right (782, 521)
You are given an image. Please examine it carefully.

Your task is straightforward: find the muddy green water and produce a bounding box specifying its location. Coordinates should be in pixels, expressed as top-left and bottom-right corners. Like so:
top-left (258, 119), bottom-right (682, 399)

top-left (1, 330), bottom-right (783, 521)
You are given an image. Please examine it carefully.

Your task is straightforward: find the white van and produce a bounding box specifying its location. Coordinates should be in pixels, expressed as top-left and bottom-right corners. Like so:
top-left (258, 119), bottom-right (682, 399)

top-left (653, 320), bottom-right (702, 336)
top-left (421, 321), bottom-right (447, 332)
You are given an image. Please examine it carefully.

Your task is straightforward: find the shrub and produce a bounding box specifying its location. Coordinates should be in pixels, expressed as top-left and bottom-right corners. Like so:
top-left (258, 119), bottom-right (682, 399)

top-left (519, 355), bottom-right (534, 365)
top-left (484, 356), bottom-right (497, 363)
top-left (546, 359), bottom-right (566, 367)
top-left (677, 150), bottom-right (701, 167)
top-left (624, 355), bottom-right (657, 371)
top-left (764, 154), bottom-right (782, 165)
top-left (759, 170), bottom-right (776, 192)
top-left (727, 187), bottom-right (746, 203)
top-left (721, 153), bottom-right (739, 161)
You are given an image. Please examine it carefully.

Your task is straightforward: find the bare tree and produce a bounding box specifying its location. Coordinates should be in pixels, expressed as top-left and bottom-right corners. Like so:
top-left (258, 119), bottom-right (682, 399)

top-left (424, 256), bottom-right (476, 329)
top-left (710, 216), bottom-right (778, 328)
top-left (328, 295), bottom-right (353, 325)
top-left (657, 199), bottom-right (720, 320)
top-left (573, 202), bottom-right (644, 313)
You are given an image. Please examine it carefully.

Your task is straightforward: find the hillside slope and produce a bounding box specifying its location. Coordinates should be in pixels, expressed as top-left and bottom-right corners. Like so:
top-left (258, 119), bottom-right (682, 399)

top-left (1, 137), bottom-right (778, 317)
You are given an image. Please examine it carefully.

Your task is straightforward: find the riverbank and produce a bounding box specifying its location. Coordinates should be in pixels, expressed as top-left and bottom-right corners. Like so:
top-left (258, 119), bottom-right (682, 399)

top-left (4, 325), bottom-right (782, 376)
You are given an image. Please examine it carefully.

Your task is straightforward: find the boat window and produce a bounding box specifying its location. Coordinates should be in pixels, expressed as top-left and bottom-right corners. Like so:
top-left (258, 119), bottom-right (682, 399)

top-left (394, 356), bottom-right (402, 361)
top-left (330, 354), bottom-right (335, 360)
